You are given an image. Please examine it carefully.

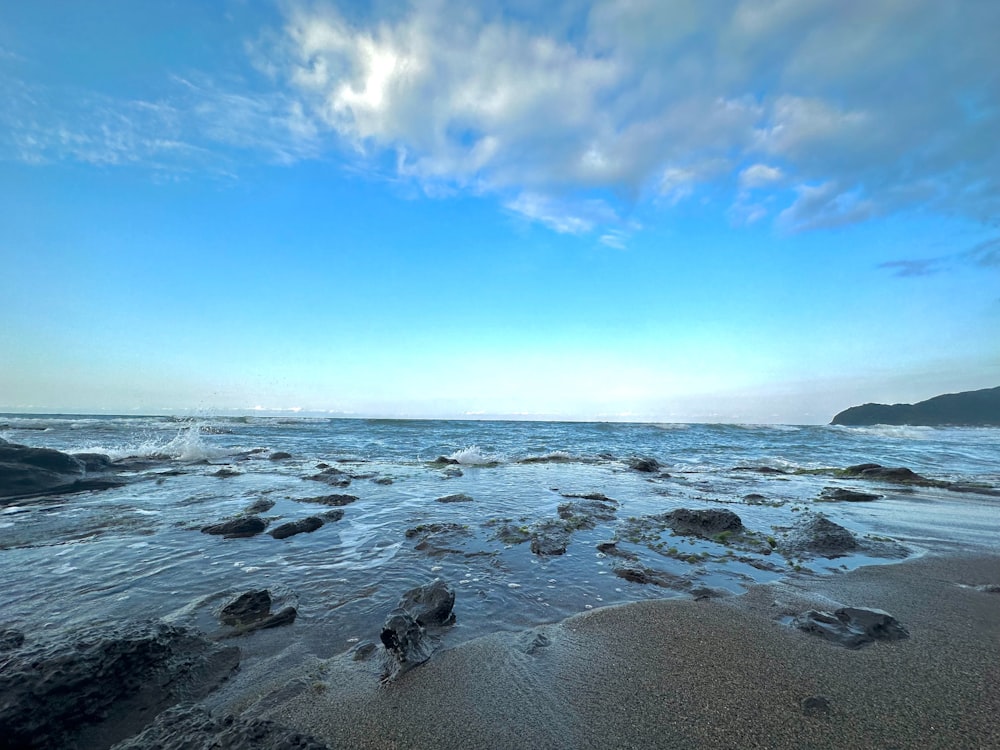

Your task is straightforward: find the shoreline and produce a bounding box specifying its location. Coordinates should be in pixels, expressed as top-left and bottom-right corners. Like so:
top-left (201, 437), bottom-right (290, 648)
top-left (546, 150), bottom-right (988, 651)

top-left (251, 550), bottom-right (1000, 749)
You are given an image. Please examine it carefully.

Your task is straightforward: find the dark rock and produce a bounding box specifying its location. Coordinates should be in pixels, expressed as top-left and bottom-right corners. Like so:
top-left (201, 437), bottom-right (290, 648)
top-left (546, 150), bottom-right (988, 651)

top-left (560, 491), bottom-right (616, 502)
top-left (436, 493), bottom-right (475, 503)
top-left (269, 515), bottom-right (325, 539)
top-left (379, 581), bottom-right (456, 680)
top-left (220, 591), bottom-right (297, 633)
top-left (74, 452), bottom-right (113, 472)
top-left (405, 523), bottom-right (472, 556)
top-left (352, 641), bottom-right (378, 661)
top-left (614, 565), bottom-right (686, 589)
top-left (742, 493), bottom-right (769, 503)
top-left (399, 579), bottom-right (456, 627)
top-left (519, 631), bottom-right (551, 655)
top-left (492, 523), bottom-right (532, 545)
top-left (530, 519), bottom-right (572, 556)
top-left (322, 509), bottom-right (345, 522)
top-left (690, 585), bottom-right (732, 600)
top-left (0, 621), bottom-right (239, 750)
top-left (831, 386), bottom-right (1000, 426)
top-left (801, 695), bottom-right (832, 717)
top-left (842, 463), bottom-right (940, 486)
top-left (785, 514), bottom-right (858, 556)
top-left (557, 497), bottom-right (618, 529)
top-left (305, 467), bottom-right (351, 487)
top-left (0, 441), bottom-right (125, 501)
top-left (792, 606), bottom-right (910, 648)
top-left (433, 456), bottom-right (460, 465)
top-left (110, 704), bottom-right (329, 750)
top-left (0, 628), bottom-right (25, 651)
top-left (373, 477), bottom-right (394, 485)
top-left (269, 451), bottom-right (293, 460)
top-left (628, 457), bottom-right (660, 472)
top-left (244, 498), bottom-right (275, 514)
top-left (297, 493), bottom-right (358, 507)
top-left (201, 515), bottom-right (268, 538)
top-left (221, 590), bottom-right (272, 626)
top-left (660, 508), bottom-right (743, 538)
top-left (733, 465), bottom-right (788, 474)
top-left (210, 467), bottom-right (241, 478)
top-left (819, 487), bottom-right (882, 502)
top-left (596, 541), bottom-right (638, 560)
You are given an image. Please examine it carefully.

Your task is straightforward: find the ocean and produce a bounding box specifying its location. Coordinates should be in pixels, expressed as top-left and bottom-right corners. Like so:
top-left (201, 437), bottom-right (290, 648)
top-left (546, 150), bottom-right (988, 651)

top-left (2, 414), bottom-right (998, 662)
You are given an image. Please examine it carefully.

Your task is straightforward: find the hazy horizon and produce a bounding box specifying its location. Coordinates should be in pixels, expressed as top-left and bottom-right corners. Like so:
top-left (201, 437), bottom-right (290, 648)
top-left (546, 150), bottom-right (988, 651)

top-left (3, 2), bottom-right (998, 424)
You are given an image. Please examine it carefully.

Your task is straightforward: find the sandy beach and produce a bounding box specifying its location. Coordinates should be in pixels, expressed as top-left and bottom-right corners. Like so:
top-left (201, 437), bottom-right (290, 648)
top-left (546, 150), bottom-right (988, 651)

top-left (257, 552), bottom-right (1000, 749)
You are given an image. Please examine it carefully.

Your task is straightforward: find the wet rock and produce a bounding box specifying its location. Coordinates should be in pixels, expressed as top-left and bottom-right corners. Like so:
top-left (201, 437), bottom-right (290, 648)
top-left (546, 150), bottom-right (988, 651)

top-left (818, 487), bottom-right (882, 502)
top-left (519, 630), bottom-right (551, 655)
top-left (614, 565), bottom-right (687, 589)
top-left (660, 508), bottom-right (743, 538)
top-left (269, 451), bottom-right (292, 460)
top-left (74, 452), bottom-right (113, 472)
top-left (530, 519), bottom-right (572, 556)
top-left (211, 467), bottom-right (241, 478)
top-left (244, 498), bottom-right (275, 514)
top-left (628, 457), bottom-right (661, 472)
top-left (733, 465), bottom-right (787, 474)
top-left (0, 628), bottom-right (25, 651)
top-left (441, 467), bottom-right (464, 478)
top-left (269, 515), bottom-right (325, 539)
top-left (792, 607), bottom-right (909, 648)
top-left (492, 523), bottom-right (532, 545)
top-left (380, 581), bottom-right (456, 680)
top-left (596, 541), bottom-right (638, 560)
top-left (351, 641), bottom-right (378, 661)
top-left (110, 704), bottom-right (330, 750)
top-left (399, 579), bottom-right (456, 627)
top-left (0, 621), bottom-right (240, 750)
top-left (742, 493), bottom-right (769, 504)
top-left (201, 516), bottom-right (268, 538)
top-left (801, 695), bottom-right (832, 717)
top-left (0, 441), bottom-right (124, 502)
top-left (322, 509), bottom-right (345, 522)
top-left (842, 463), bottom-right (942, 486)
top-left (298, 493), bottom-right (358, 507)
top-left (433, 456), bottom-right (460, 465)
top-left (560, 491), bottom-right (616, 502)
top-left (558, 497), bottom-right (618, 529)
top-left (373, 477), bottom-right (394, 485)
top-left (220, 591), bottom-right (297, 633)
top-left (436, 492), bottom-right (475, 503)
top-left (405, 523), bottom-right (472, 556)
top-left (785, 514), bottom-right (858, 556)
top-left (690, 585), bottom-right (732, 600)
top-left (305, 467), bottom-right (351, 487)
top-left (221, 590), bottom-right (272, 626)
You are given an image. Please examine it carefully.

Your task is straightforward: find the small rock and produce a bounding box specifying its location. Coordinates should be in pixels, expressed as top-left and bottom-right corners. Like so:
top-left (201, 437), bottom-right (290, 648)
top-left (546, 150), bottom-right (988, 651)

top-left (628, 457), bottom-right (660, 472)
top-left (201, 516), bottom-right (268, 538)
top-left (819, 487), bottom-right (882, 502)
top-left (399, 579), bottom-right (456, 627)
top-left (801, 695), bottom-right (832, 717)
top-left (792, 606), bottom-right (909, 648)
top-left (661, 508), bottom-right (743, 538)
top-left (298, 493), bottom-right (358, 507)
top-left (436, 493), bottom-right (475, 503)
top-left (269, 515), bottom-right (325, 539)
top-left (269, 451), bottom-right (292, 460)
top-left (785, 514), bottom-right (857, 556)
top-left (244, 498), bottom-right (275, 514)
top-left (211, 467), bottom-right (241, 478)
top-left (221, 590), bottom-right (272, 626)
top-left (530, 520), bottom-right (571, 556)
top-left (614, 565), bottom-right (686, 589)
top-left (596, 541), bottom-right (638, 560)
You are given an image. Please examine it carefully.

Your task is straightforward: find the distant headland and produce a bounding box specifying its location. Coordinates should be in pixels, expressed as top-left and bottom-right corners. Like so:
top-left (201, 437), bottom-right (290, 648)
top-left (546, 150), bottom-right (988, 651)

top-left (831, 386), bottom-right (1000, 426)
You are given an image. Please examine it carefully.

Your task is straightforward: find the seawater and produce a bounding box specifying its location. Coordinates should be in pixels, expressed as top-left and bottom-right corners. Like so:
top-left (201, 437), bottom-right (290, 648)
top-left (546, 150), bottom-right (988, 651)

top-left (1, 414), bottom-right (998, 658)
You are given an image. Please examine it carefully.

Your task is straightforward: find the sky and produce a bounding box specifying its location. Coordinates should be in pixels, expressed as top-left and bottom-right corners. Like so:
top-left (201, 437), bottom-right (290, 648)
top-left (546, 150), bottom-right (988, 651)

top-left (1, 0), bottom-right (998, 424)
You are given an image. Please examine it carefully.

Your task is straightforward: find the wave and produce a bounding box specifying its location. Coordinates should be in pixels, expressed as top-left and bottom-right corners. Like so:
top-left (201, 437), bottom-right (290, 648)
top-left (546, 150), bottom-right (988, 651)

top-left (446, 445), bottom-right (506, 466)
top-left (830, 424), bottom-right (937, 440)
top-left (76, 424), bottom-right (231, 463)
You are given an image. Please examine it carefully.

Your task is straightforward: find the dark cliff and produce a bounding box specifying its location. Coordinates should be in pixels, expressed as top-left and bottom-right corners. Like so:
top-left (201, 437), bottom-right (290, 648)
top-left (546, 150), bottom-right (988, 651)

top-left (831, 386), bottom-right (1000, 426)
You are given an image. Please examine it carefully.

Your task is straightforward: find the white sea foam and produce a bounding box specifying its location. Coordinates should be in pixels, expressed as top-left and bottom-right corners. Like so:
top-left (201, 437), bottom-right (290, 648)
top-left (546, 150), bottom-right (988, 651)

top-left (448, 445), bottom-right (505, 465)
top-left (652, 423), bottom-right (691, 430)
top-left (76, 424), bottom-right (230, 462)
top-left (832, 424), bottom-right (935, 440)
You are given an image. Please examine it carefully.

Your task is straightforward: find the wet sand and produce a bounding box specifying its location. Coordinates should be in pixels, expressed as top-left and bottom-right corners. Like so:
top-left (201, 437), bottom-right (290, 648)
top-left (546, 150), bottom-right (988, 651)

top-left (260, 552), bottom-right (1000, 749)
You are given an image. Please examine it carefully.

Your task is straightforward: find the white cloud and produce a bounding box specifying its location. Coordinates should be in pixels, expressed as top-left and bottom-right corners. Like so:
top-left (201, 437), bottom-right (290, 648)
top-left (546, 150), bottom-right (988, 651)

top-left (4, 0), bottom-right (999, 238)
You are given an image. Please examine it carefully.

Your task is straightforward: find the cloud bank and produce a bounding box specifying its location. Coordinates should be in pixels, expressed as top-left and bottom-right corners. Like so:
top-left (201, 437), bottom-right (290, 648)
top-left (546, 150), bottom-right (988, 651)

top-left (3, 0), bottom-right (998, 239)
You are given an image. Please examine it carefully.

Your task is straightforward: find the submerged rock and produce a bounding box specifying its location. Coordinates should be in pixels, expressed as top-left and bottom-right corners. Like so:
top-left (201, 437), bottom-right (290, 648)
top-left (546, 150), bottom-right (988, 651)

top-left (305, 467), bottom-right (352, 487)
top-left (405, 523), bottom-right (472, 556)
top-left (220, 590), bottom-right (297, 633)
top-left (201, 516), bottom-right (268, 538)
top-left (596, 541), bottom-right (638, 560)
top-left (0, 621), bottom-right (240, 750)
top-left (269, 515), bottom-right (325, 539)
top-left (558, 496), bottom-right (618, 529)
top-left (268, 451), bottom-right (293, 460)
top-left (110, 704), bottom-right (329, 750)
top-left (380, 580), bottom-right (456, 680)
top-left (792, 607), bottom-right (910, 648)
top-left (491, 522), bottom-right (533, 545)
top-left (529, 519), bottom-right (573, 556)
top-left (243, 498), bottom-right (275, 514)
top-left (818, 487), bottom-right (883, 502)
top-left (297, 493), bottom-right (358, 507)
top-left (614, 565), bottom-right (687, 589)
top-left (436, 492), bottom-right (475, 503)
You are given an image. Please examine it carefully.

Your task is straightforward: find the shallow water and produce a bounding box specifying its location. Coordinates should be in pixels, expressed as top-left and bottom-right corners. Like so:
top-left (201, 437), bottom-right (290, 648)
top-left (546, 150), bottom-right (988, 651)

top-left (2, 414), bottom-right (998, 656)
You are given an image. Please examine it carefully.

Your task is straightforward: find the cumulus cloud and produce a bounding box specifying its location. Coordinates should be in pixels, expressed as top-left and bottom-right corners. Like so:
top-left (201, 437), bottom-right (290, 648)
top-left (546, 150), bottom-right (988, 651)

top-left (4, 0), bottom-right (999, 239)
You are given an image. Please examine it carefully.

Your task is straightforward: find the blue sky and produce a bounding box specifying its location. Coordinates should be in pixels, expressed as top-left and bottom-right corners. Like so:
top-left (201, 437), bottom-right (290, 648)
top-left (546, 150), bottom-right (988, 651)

top-left (1, 0), bottom-right (998, 423)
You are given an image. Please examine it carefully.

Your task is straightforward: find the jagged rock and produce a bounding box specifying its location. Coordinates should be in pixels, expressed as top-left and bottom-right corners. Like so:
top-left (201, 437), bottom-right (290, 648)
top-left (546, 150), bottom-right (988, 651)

top-left (220, 591), bottom-right (297, 633)
top-left (819, 487), bottom-right (882, 502)
top-left (0, 441), bottom-right (124, 502)
top-left (596, 541), bottom-right (638, 560)
top-left (380, 580), bottom-right (456, 680)
top-left (841, 463), bottom-right (942, 486)
top-left (297, 493), bottom-right (358, 507)
top-left (792, 607), bottom-right (910, 648)
top-left (614, 565), bottom-right (686, 589)
top-left (628, 457), bottom-right (660, 472)
top-left (244, 498), bottom-right (275, 514)
top-left (530, 519), bottom-right (572, 556)
top-left (269, 515), bottom-right (325, 539)
top-left (785, 514), bottom-right (858, 556)
top-left (660, 508), bottom-right (743, 537)
top-left (269, 451), bottom-right (293, 460)
top-left (109, 704), bottom-right (329, 750)
top-left (200, 516), bottom-right (267, 538)
top-left (436, 493), bottom-right (474, 503)
top-left (0, 621), bottom-right (239, 750)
